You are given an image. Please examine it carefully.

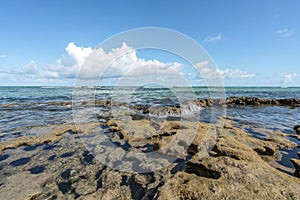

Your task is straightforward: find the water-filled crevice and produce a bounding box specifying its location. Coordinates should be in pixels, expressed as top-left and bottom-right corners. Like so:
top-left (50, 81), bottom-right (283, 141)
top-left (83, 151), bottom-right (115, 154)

top-left (186, 162), bottom-right (221, 179)
top-left (128, 175), bottom-right (146, 200)
top-left (80, 150), bottom-right (94, 165)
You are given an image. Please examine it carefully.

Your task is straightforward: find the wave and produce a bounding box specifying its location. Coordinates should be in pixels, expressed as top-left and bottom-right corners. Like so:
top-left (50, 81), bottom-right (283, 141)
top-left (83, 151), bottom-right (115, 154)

top-left (41, 86), bottom-right (56, 89)
top-left (147, 102), bottom-right (203, 118)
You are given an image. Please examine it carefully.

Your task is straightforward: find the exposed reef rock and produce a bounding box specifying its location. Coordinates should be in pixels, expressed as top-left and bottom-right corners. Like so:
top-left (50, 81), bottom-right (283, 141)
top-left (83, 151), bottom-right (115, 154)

top-left (1, 111), bottom-right (300, 199)
top-left (265, 137), bottom-right (297, 149)
top-left (291, 158), bottom-right (300, 178)
top-left (158, 155), bottom-right (300, 199)
top-left (225, 96), bottom-right (300, 106)
top-left (157, 120), bottom-right (300, 199)
top-left (1, 97), bottom-right (299, 114)
top-left (0, 123), bottom-right (100, 153)
top-left (196, 96), bottom-right (300, 107)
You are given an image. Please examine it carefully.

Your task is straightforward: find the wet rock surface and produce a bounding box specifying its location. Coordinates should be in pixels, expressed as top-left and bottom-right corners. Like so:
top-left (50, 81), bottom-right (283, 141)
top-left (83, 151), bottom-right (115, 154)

top-left (294, 125), bottom-right (300, 135)
top-left (0, 113), bottom-right (300, 199)
top-left (2, 96), bottom-right (300, 108)
top-left (291, 158), bottom-right (300, 178)
top-left (225, 97), bottom-right (300, 107)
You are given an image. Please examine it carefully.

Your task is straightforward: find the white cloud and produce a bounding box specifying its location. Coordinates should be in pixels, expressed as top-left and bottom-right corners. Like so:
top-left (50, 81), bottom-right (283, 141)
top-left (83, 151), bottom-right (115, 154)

top-left (0, 54), bottom-right (7, 58)
top-left (217, 68), bottom-right (255, 79)
top-left (75, 42), bottom-right (183, 83)
top-left (21, 60), bottom-right (39, 74)
top-left (196, 61), bottom-right (255, 79)
top-left (0, 42), bottom-right (185, 85)
top-left (42, 70), bottom-right (59, 78)
top-left (0, 60), bottom-right (39, 77)
top-left (0, 42), bottom-right (257, 86)
top-left (275, 29), bottom-right (294, 39)
top-left (58, 42), bottom-right (93, 67)
top-left (282, 73), bottom-right (297, 84)
top-left (204, 34), bottom-right (223, 43)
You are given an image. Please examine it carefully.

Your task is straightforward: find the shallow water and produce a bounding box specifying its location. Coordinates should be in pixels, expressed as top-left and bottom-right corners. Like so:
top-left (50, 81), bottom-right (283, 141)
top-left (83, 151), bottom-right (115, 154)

top-left (1, 86), bottom-right (300, 141)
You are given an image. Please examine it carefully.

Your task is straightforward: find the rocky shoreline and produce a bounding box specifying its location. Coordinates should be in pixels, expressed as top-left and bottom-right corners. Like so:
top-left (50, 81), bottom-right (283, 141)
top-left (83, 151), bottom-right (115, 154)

top-left (1, 96), bottom-right (300, 108)
top-left (0, 110), bottom-right (300, 199)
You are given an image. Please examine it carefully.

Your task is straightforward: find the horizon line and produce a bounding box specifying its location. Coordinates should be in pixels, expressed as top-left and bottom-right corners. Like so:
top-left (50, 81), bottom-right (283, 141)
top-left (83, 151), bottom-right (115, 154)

top-left (0, 85), bottom-right (300, 88)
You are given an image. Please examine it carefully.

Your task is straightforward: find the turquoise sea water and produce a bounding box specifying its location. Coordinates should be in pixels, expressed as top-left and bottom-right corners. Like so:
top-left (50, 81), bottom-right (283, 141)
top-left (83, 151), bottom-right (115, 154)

top-left (0, 86), bottom-right (300, 142)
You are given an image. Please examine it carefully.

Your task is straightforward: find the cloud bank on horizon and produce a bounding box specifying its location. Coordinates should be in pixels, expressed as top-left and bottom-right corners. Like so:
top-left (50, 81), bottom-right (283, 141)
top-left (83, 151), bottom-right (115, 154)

top-left (282, 73), bottom-right (297, 85)
top-left (0, 42), bottom-right (258, 86)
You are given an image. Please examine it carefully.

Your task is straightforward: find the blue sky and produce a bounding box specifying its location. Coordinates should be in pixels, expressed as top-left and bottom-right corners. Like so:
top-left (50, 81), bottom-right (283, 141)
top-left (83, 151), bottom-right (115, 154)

top-left (0, 0), bottom-right (299, 86)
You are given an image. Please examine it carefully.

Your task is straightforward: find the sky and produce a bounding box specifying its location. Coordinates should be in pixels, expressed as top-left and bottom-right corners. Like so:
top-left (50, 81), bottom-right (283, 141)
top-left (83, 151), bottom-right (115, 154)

top-left (0, 0), bottom-right (299, 86)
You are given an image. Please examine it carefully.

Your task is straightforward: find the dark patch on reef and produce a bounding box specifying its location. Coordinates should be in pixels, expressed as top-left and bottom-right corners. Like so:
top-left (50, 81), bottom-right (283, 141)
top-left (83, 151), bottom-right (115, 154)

top-left (60, 152), bottom-right (74, 158)
top-left (10, 157), bottom-right (31, 166)
top-left (29, 165), bottom-right (44, 174)
top-left (23, 144), bottom-right (41, 151)
top-left (80, 151), bottom-right (94, 165)
top-left (0, 154), bottom-right (9, 162)
top-left (57, 181), bottom-right (72, 194)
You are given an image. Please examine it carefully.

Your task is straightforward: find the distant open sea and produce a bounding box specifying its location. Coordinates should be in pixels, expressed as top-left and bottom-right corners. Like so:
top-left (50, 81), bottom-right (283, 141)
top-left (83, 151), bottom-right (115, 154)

top-left (1, 86), bottom-right (300, 145)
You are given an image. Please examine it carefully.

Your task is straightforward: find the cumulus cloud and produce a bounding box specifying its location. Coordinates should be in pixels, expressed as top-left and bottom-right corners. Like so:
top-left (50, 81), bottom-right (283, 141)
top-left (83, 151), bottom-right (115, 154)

top-left (196, 61), bottom-right (255, 79)
top-left (0, 42), bottom-right (257, 85)
top-left (77, 42), bottom-right (183, 82)
top-left (58, 42), bottom-right (93, 67)
top-left (282, 73), bottom-right (297, 84)
top-left (204, 34), bottom-right (223, 43)
top-left (275, 29), bottom-right (294, 39)
top-left (0, 42), bottom-right (186, 85)
top-left (0, 43), bottom-right (89, 83)
top-left (40, 42), bottom-right (94, 79)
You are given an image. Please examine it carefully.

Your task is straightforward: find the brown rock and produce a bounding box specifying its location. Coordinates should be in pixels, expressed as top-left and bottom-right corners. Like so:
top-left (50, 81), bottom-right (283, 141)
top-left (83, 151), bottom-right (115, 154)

top-left (253, 145), bottom-right (277, 156)
top-left (158, 153), bottom-right (300, 199)
top-left (2, 111), bottom-right (300, 200)
top-left (291, 158), bottom-right (300, 178)
top-left (265, 137), bottom-right (297, 149)
top-left (0, 171), bottom-right (54, 200)
top-left (109, 126), bottom-right (120, 132)
top-left (82, 188), bottom-right (126, 200)
top-left (212, 136), bottom-right (259, 161)
top-left (0, 122), bottom-right (102, 153)
top-left (101, 188), bottom-right (121, 199)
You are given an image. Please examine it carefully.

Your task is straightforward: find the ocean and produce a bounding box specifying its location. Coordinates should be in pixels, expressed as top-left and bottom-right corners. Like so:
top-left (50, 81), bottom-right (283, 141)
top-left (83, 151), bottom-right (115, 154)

top-left (1, 86), bottom-right (300, 142)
